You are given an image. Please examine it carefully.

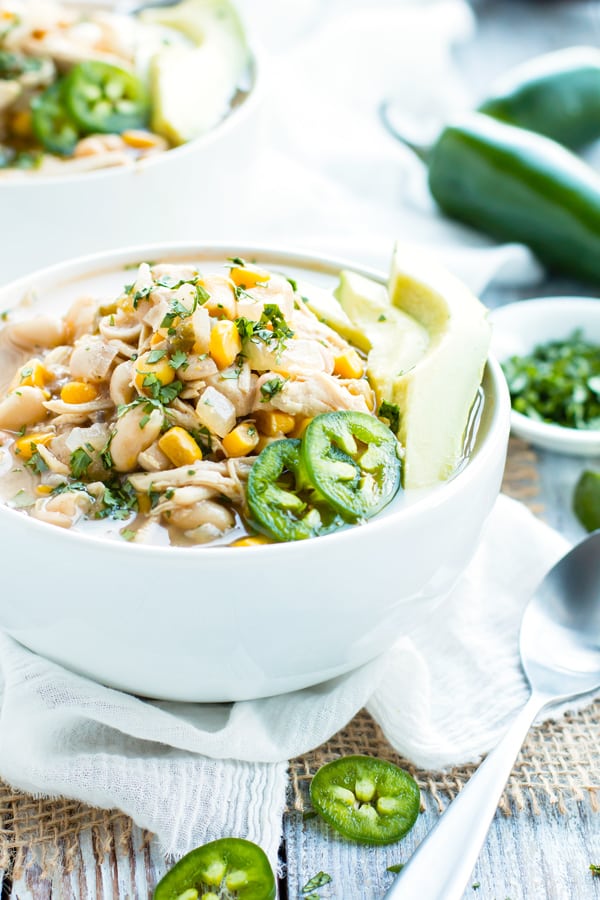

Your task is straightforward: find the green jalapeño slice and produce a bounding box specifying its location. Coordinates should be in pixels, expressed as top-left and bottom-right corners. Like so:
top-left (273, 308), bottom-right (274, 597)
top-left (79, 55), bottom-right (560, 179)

top-left (31, 82), bottom-right (80, 155)
top-left (302, 411), bottom-right (401, 520)
top-left (64, 61), bottom-right (150, 134)
top-left (310, 756), bottom-right (420, 845)
top-left (247, 439), bottom-right (343, 541)
top-left (152, 837), bottom-right (276, 900)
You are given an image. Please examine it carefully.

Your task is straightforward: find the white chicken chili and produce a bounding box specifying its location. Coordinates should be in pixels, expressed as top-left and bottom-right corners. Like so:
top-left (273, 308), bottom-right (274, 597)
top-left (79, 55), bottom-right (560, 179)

top-left (0, 0), bottom-right (250, 176)
top-left (0, 258), bottom-right (402, 547)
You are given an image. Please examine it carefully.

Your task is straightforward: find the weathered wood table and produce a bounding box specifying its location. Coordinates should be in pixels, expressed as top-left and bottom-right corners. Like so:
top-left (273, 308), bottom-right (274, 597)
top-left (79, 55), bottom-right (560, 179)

top-left (2, 0), bottom-right (600, 897)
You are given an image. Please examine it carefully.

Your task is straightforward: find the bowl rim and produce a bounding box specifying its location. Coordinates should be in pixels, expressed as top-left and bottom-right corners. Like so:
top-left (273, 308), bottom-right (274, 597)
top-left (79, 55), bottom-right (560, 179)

top-left (0, 40), bottom-right (265, 189)
top-left (490, 296), bottom-right (600, 454)
top-left (0, 241), bottom-right (511, 556)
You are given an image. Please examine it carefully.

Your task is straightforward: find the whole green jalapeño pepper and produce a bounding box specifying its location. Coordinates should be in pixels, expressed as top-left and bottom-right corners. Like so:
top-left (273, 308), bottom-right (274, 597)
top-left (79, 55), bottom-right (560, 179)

top-left (246, 439), bottom-right (344, 542)
top-left (428, 113), bottom-right (600, 285)
top-left (479, 46), bottom-right (600, 150)
top-left (152, 837), bottom-right (276, 900)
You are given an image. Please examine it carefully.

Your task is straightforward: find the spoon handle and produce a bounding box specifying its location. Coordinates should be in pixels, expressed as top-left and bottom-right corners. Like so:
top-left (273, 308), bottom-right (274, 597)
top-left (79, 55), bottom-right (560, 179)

top-left (383, 692), bottom-right (548, 900)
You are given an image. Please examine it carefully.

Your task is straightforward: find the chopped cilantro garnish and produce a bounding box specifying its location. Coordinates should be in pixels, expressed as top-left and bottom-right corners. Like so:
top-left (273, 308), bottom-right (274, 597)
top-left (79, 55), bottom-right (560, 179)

top-left (160, 298), bottom-right (196, 330)
top-left (100, 438), bottom-right (114, 470)
top-left (133, 284), bottom-right (152, 308)
top-left (502, 330), bottom-right (600, 429)
top-left (190, 426), bottom-right (212, 454)
top-left (387, 864), bottom-right (404, 874)
top-left (147, 349), bottom-right (167, 364)
top-left (228, 256), bottom-right (246, 267)
top-left (70, 447), bottom-right (93, 479)
top-left (25, 450), bottom-right (49, 475)
top-left (156, 274), bottom-right (201, 290)
top-left (118, 396), bottom-right (162, 418)
top-left (196, 284), bottom-right (210, 304)
top-left (286, 276), bottom-right (298, 292)
top-left (121, 529), bottom-right (136, 541)
top-left (378, 400), bottom-right (401, 434)
top-left (302, 872), bottom-right (332, 895)
top-left (97, 480), bottom-right (138, 520)
top-left (0, 50), bottom-right (43, 78)
top-left (138, 374), bottom-right (184, 406)
top-left (260, 376), bottom-right (287, 402)
top-left (234, 304), bottom-right (294, 354)
top-left (169, 349), bottom-right (189, 370)
top-left (51, 481), bottom-right (94, 500)
top-left (148, 488), bottom-right (161, 509)
top-left (235, 316), bottom-right (256, 341)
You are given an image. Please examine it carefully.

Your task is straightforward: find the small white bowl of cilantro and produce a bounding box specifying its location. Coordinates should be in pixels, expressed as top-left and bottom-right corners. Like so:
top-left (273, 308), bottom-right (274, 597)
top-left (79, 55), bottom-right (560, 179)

top-left (491, 297), bottom-right (600, 456)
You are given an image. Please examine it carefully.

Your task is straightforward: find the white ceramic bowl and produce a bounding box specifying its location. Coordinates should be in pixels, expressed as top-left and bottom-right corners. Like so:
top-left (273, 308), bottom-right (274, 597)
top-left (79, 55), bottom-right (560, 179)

top-left (0, 54), bottom-right (263, 286)
top-left (0, 244), bottom-right (511, 701)
top-left (491, 298), bottom-right (600, 456)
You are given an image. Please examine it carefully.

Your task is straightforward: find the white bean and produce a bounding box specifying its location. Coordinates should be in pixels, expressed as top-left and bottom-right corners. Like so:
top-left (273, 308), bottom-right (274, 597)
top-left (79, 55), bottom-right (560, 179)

top-left (0, 386), bottom-right (48, 431)
top-left (7, 317), bottom-right (66, 350)
top-left (168, 500), bottom-right (234, 533)
top-left (110, 406), bottom-right (163, 473)
top-left (110, 361), bottom-right (135, 407)
top-left (32, 491), bottom-right (93, 529)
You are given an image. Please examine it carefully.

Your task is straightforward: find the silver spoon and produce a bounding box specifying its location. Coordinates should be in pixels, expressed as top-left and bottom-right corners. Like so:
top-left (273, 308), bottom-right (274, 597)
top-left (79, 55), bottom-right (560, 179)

top-left (384, 530), bottom-right (600, 900)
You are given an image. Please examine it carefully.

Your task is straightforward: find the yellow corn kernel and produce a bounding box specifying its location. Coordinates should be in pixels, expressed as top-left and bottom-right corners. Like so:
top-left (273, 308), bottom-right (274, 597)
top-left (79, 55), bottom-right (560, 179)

top-left (334, 348), bottom-right (365, 380)
top-left (229, 264), bottom-right (270, 289)
top-left (255, 410), bottom-right (295, 437)
top-left (158, 427), bottom-right (203, 467)
top-left (290, 416), bottom-right (313, 439)
top-left (231, 535), bottom-right (272, 547)
top-left (18, 360), bottom-right (50, 388)
top-left (36, 484), bottom-right (53, 495)
top-left (222, 422), bottom-right (260, 458)
top-left (209, 320), bottom-right (242, 370)
top-left (134, 351), bottom-right (175, 395)
top-left (121, 129), bottom-right (159, 149)
top-left (9, 109), bottom-right (32, 138)
top-left (137, 492), bottom-right (152, 515)
top-left (117, 292), bottom-right (135, 314)
top-left (60, 381), bottom-right (98, 404)
top-left (14, 432), bottom-right (53, 460)
top-left (150, 332), bottom-right (166, 348)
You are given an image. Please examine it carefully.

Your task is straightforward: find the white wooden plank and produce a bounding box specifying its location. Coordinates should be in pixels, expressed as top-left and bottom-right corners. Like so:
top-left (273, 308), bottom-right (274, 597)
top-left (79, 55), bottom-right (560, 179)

top-left (283, 797), bottom-right (600, 899)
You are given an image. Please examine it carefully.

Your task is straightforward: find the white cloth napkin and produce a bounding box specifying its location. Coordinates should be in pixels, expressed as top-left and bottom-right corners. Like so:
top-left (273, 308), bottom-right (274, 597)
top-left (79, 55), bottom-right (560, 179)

top-left (0, 0), bottom-right (579, 874)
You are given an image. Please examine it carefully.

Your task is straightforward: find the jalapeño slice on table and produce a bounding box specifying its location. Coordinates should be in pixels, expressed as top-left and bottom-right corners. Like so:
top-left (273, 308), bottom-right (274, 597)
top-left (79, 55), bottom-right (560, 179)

top-left (152, 837), bottom-right (276, 900)
top-left (63, 61), bottom-right (150, 134)
top-left (246, 438), bottom-right (344, 542)
top-left (310, 755), bottom-right (420, 845)
top-left (31, 82), bottom-right (80, 155)
top-left (301, 411), bottom-right (401, 520)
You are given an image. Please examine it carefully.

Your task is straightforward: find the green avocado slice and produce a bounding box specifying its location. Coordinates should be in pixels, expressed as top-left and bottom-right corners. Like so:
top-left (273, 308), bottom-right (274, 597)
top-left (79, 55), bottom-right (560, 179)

top-left (329, 247), bottom-right (490, 488)
top-left (140, 0), bottom-right (249, 144)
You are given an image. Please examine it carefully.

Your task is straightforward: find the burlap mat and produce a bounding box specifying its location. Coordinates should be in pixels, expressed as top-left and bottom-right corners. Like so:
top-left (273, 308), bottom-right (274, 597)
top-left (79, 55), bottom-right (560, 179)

top-left (0, 438), bottom-right (597, 880)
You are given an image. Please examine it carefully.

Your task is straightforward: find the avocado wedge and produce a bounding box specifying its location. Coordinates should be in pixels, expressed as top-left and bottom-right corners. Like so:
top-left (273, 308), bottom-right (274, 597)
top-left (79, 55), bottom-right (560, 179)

top-left (140, 0), bottom-right (250, 144)
top-left (333, 246), bottom-right (491, 489)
